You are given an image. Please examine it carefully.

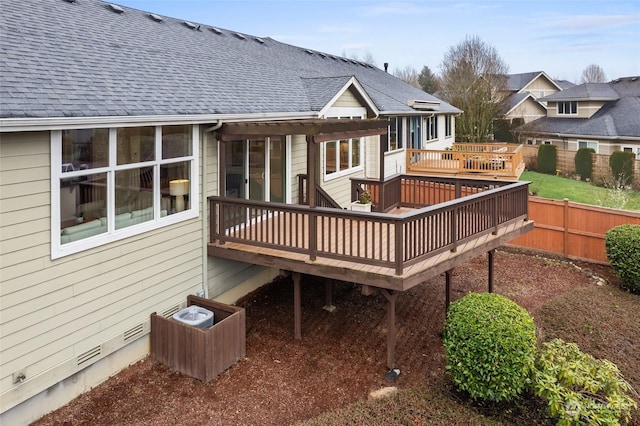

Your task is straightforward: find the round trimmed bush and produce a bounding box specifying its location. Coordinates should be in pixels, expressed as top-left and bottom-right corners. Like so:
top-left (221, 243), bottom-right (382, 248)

top-left (605, 224), bottom-right (640, 293)
top-left (443, 292), bottom-right (536, 402)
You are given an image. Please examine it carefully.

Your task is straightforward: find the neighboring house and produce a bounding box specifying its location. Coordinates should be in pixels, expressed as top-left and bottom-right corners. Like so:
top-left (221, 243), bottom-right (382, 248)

top-left (0, 0), bottom-right (467, 423)
top-left (500, 71), bottom-right (573, 124)
top-left (516, 77), bottom-right (640, 158)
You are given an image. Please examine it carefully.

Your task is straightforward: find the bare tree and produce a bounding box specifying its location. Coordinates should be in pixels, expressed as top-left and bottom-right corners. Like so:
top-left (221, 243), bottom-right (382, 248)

top-left (580, 64), bottom-right (607, 83)
top-left (439, 35), bottom-right (510, 143)
top-left (418, 65), bottom-right (441, 94)
top-left (392, 65), bottom-right (420, 88)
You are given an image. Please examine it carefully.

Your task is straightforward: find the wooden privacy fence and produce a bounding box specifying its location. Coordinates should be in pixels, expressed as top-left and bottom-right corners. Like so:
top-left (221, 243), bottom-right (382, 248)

top-left (509, 197), bottom-right (640, 264)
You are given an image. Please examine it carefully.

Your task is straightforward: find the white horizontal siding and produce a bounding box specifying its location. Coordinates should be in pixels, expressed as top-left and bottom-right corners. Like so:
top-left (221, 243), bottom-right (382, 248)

top-left (0, 131), bottom-right (205, 410)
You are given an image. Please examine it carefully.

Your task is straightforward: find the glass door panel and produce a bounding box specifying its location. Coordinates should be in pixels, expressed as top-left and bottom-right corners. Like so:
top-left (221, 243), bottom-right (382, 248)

top-left (248, 139), bottom-right (266, 202)
top-left (269, 136), bottom-right (285, 203)
top-left (225, 141), bottom-right (246, 199)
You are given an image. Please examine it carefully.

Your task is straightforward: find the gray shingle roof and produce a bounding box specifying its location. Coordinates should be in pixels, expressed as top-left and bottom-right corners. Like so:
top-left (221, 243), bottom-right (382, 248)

top-left (517, 77), bottom-right (640, 138)
top-left (0, 0), bottom-right (460, 120)
top-left (539, 83), bottom-right (620, 102)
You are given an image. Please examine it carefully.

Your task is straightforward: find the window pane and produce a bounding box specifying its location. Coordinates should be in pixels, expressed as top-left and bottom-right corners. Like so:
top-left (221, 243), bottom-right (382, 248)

top-left (161, 161), bottom-right (190, 214)
top-left (326, 141), bottom-right (336, 174)
top-left (162, 125), bottom-right (192, 159)
top-left (115, 167), bottom-right (154, 229)
top-left (62, 129), bottom-right (108, 172)
top-left (352, 138), bottom-right (361, 167)
top-left (60, 172), bottom-right (107, 243)
top-left (389, 117), bottom-right (398, 150)
top-left (339, 140), bottom-right (349, 170)
top-left (117, 127), bottom-right (155, 165)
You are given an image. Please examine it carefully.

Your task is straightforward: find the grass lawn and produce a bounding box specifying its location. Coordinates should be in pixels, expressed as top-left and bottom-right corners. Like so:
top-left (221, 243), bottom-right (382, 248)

top-left (520, 170), bottom-right (640, 211)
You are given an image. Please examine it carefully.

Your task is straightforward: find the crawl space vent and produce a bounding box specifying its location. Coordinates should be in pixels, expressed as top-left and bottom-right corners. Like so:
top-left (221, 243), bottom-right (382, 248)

top-left (160, 304), bottom-right (181, 318)
top-left (124, 323), bottom-right (145, 342)
top-left (77, 345), bottom-right (102, 366)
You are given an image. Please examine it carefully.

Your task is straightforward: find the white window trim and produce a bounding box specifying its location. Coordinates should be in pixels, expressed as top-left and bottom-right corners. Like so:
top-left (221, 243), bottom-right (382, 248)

top-left (445, 115), bottom-right (453, 139)
top-left (387, 116), bottom-right (403, 153)
top-left (557, 101), bottom-right (578, 116)
top-left (51, 125), bottom-right (199, 259)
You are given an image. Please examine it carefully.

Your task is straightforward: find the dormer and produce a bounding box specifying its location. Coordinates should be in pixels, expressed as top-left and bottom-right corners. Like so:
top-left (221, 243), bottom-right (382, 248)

top-left (539, 83), bottom-right (619, 119)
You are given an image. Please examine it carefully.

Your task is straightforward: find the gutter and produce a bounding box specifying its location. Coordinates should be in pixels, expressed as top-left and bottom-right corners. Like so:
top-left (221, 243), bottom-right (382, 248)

top-left (0, 111), bottom-right (318, 132)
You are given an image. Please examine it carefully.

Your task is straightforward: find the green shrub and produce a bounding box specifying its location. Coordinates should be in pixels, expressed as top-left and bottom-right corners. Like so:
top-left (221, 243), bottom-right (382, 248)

top-left (609, 151), bottom-right (635, 186)
top-left (443, 292), bottom-right (536, 402)
top-left (534, 339), bottom-right (638, 425)
top-left (537, 144), bottom-right (557, 175)
top-left (574, 147), bottom-right (595, 180)
top-left (605, 224), bottom-right (640, 293)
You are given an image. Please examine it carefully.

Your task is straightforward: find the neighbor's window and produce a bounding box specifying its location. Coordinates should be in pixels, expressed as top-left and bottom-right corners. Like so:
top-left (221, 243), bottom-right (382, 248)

top-left (578, 140), bottom-right (598, 153)
top-left (558, 101), bottom-right (577, 115)
top-left (53, 125), bottom-right (198, 258)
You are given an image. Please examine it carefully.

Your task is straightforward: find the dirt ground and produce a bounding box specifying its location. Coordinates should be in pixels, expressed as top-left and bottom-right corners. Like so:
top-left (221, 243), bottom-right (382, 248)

top-left (33, 248), bottom-right (628, 426)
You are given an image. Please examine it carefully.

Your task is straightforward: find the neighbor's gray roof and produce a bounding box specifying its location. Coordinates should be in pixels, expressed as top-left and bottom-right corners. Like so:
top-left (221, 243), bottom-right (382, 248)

top-left (539, 83), bottom-right (620, 102)
top-left (518, 77), bottom-right (640, 138)
top-left (505, 71), bottom-right (566, 92)
top-left (0, 0), bottom-right (460, 120)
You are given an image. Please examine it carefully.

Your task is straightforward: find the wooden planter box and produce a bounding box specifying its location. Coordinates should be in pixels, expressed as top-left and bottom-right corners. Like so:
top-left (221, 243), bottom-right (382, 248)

top-left (150, 295), bottom-right (246, 382)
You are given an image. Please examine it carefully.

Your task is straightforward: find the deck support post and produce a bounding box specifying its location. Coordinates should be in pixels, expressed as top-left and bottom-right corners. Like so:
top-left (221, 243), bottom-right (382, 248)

top-left (380, 289), bottom-right (398, 370)
top-left (445, 269), bottom-right (453, 310)
top-left (488, 249), bottom-right (495, 293)
top-left (293, 272), bottom-right (302, 340)
top-left (323, 280), bottom-right (335, 312)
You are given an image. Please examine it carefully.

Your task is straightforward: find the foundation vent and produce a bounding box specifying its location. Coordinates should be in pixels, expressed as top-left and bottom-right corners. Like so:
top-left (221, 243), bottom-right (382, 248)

top-left (160, 304), bottom-right (181, 318)
top-left (77, 345), bottom-right (102, 366)
top-left (124, 323), bottom-right (145, 342)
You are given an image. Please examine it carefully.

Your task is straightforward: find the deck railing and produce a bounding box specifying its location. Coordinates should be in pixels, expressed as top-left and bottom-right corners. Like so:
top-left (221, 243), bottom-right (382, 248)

top-left (406, 143), bottom-right (524, 179)
top-left (209, 176), bottom-right (529, 275)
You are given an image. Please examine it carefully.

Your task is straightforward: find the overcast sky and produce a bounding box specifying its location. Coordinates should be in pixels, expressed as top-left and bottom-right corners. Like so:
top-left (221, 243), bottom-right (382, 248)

top-left (115, 0), bottom-right (640, 83)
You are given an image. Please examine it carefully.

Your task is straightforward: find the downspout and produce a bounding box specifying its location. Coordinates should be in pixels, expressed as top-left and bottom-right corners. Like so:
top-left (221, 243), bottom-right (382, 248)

top-left (200, 120), bottom-right (223, 299)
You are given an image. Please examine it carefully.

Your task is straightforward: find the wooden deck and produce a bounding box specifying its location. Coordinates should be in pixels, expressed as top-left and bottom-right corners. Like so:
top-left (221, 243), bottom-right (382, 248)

top-left (406, 143), bottom-right (526, 180)
top-left (208, 177), bottom-right (533, 291)
top-left (207, 176), bottom-right (533, 370)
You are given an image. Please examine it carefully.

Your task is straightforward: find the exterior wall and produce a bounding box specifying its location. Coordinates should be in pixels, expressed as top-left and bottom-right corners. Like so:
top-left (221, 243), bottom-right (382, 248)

top-left (522, 76), bottom-right (560, 98)
top-left (289, 134), bottom-right (308, 204)
top-left (510, 99), bottom-right (547, 123)
top-left (1, 131), bottom-right (205, 422)
top-left (332, 88), bottom-right (362, 108)
top-left (546, 101), bottom-right (605, 118)
top-left (384, 149), bottom-right (406, 177)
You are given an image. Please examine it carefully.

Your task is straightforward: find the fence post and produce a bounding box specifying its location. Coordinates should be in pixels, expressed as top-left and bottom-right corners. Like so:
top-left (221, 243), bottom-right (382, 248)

top-left (563, 198), bottom-right (569, 258)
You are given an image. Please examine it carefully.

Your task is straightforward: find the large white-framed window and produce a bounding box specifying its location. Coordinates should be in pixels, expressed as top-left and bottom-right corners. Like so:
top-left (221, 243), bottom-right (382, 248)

top-left (426, 115), bottom-right (438, 141)
top-left (558, 101), bottom-right (577, 115)
top-left (578, 140), bottom-right (598, 153)
top-left (387, 116), bottom-right (404, 151)
top-left (324, 107), bottom-right (365, 180)
top-left (445, 115), bottom-right (452, 138)
top-left (51, 124), bottom-right (199, 258)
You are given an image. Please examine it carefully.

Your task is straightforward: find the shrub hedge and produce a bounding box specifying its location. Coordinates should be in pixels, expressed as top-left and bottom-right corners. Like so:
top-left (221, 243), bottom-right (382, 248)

top-left (605, 224), bottom-right (640, 293)
top-left (609, 150), bottom-right (635, 186)
top-left (537, 144), bottom-right (557, 175)
top-left (574, 147), bottom-right (595, 180)
top-left (534, 339), bottom-right (638, 425)
top-left (443, 292), bottom-right (536, 402)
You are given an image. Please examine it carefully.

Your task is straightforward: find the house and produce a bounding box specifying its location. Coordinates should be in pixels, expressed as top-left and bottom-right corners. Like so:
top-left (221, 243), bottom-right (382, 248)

top-left (516, 77), bottom-right (640, 158)
top-left (0, 1), bottom-right (532, 424)
top-left (500, 71), bottom-right (574, 124)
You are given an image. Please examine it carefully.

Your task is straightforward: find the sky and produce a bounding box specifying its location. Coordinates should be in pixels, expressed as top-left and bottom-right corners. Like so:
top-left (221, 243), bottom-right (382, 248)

top-left (115, 0), bottom-right (640, 83)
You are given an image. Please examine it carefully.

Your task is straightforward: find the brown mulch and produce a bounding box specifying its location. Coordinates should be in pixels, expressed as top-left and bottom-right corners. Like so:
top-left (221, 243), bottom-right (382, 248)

top-left (33, 248), bottom-right (632, 426)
